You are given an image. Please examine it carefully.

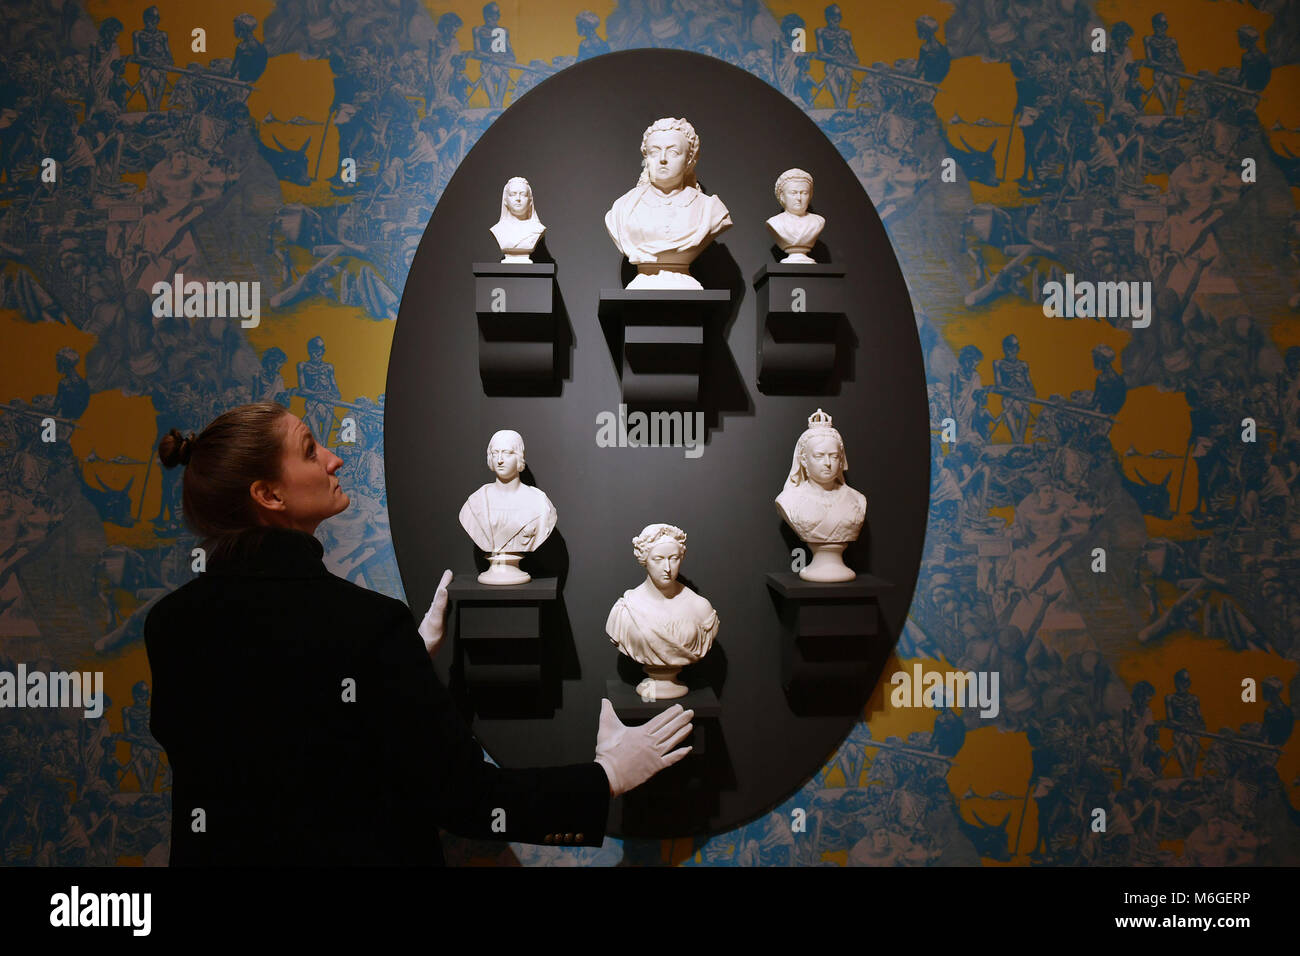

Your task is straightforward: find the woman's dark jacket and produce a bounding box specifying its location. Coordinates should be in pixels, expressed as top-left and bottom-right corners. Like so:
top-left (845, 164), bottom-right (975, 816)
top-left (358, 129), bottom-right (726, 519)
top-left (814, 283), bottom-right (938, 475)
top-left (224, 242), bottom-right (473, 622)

top-left (143, 527), bottom-right (609, 865)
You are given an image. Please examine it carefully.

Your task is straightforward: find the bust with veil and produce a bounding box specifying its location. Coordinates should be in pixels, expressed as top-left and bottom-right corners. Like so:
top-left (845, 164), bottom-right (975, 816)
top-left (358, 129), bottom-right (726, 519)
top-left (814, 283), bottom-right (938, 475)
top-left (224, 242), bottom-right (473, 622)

top-left (775, 409), bottom-right (867, 582)
top-left (489, 177), bottom-right (546, 263)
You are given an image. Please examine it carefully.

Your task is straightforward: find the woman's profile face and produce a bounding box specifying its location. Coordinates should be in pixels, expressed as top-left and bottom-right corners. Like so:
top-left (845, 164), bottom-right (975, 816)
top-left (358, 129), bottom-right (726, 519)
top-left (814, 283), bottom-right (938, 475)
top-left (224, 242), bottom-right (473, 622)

top-left (272, 413), bottom-right (349, 530)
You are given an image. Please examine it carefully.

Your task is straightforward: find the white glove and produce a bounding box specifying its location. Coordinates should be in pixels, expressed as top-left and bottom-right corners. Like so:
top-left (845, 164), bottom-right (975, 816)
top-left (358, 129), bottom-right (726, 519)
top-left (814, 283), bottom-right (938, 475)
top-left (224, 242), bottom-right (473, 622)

top-left (417, 569), bottom-right (453, 658)
top-left (593, 698), bottom-right (693, 797)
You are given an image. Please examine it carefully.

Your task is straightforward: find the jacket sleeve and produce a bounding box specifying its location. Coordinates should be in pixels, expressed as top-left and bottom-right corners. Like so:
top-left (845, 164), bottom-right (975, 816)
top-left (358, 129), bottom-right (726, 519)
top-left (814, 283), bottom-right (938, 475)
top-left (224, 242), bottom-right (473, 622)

top-left (373, 600), bottom-right (610, 848)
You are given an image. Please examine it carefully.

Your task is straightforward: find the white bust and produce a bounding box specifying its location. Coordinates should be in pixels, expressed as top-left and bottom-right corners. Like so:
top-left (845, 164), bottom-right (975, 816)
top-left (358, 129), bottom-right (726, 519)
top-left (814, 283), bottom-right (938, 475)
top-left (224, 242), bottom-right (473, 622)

top-left (489, 177), bottom-right (546, 263)
top-left (458, 429), bottom-right (557, 585)
top-left (775, 409), bottom-right (866, 582)
top-left (766, 168), bottom-right (825, 263)
top-left (605, 523), bottom-right (720, 700)
top-left (604, 117), bottom-right (733, 290)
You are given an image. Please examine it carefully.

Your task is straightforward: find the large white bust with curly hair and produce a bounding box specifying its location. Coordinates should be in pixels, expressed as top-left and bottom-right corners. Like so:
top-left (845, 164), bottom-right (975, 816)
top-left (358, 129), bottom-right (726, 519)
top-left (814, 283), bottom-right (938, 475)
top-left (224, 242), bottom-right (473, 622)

top-left (604, 117), bottom-right (733, 290)
top-left (605, 522), bottom-right (719, 699)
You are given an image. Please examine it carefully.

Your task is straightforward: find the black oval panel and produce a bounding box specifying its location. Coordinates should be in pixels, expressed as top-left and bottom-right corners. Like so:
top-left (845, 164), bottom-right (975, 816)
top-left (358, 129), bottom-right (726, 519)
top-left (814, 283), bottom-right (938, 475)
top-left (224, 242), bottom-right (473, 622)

top-left (387, 49), bottom-right (929, 839)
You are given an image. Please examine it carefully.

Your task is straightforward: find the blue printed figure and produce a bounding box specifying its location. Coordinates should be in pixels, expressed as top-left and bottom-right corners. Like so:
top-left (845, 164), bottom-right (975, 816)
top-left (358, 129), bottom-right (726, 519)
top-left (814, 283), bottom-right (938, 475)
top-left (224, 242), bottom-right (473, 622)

top-left (296, 336), bottom-right (342, 444)
top-left (576, 11), bottom-right (609, 61)
top-left (131, 6), bottom-right (173, 112)
top-left (474, 2), bottom-right (514, 108)
top-left (815, 4), bottom-right (858, 109)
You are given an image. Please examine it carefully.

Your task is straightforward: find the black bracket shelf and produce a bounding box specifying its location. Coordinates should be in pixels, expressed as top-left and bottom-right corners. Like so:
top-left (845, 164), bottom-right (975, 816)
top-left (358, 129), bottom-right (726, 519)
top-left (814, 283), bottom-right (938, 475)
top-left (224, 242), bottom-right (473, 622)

top-left (474, 262), bottom-right (558, 392)
top-left (765, 571), bottom-right (891, 695)
top-left (597, 288), bottom-right (730, 406)
top-left (449, 576), bottom-right (557, 690)
top-left (753, 264), bottom-right (848, 393)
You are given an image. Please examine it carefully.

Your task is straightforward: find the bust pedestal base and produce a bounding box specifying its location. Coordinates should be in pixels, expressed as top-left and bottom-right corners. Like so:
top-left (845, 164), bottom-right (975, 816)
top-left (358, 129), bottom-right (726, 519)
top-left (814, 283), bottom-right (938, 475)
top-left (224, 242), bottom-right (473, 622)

top-left (800, 542), bottom-right (855, 582)
top-left (627, 264), bottom-right (700, 289)
top-left (478, 552), bottom-right (530, 585)
top-left (634, 665), bottom-right (687, 700)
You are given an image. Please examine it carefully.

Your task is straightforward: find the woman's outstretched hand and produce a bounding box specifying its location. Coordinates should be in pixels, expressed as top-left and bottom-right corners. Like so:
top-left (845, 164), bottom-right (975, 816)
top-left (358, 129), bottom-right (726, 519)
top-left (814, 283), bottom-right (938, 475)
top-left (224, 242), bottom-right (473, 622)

top-left (418, 570), bottom-right (454, 658)
top-left (593, 698), bottom-right (693, 797)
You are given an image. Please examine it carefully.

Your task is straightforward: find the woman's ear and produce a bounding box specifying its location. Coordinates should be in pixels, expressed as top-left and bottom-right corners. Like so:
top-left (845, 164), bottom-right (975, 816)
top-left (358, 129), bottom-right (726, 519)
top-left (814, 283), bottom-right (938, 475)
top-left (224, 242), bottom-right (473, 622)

top-left (248, 478), bottom-right (285, 513)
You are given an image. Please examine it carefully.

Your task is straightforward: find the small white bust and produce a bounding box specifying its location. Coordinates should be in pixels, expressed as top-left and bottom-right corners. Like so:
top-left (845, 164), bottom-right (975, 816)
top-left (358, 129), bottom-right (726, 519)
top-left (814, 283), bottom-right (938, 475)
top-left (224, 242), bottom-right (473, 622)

top-left (459, 429), bottom-right (557, 585)
top-left (489, 177), bottom-right (546, 263)
top-left (766, 168), bottom-right (825, 263)
top-left (606, 523), bottom-right (720, 699)
top-left (775, 409), bottom-right (866, 582)
top-left (604, 117), bottom-right (733, 289)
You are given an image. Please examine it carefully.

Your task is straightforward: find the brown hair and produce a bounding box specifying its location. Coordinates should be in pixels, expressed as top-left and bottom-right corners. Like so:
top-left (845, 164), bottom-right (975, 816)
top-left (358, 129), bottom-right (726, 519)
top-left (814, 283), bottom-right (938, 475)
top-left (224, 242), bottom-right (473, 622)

top-left (157, 403), bottom-right (290, 560)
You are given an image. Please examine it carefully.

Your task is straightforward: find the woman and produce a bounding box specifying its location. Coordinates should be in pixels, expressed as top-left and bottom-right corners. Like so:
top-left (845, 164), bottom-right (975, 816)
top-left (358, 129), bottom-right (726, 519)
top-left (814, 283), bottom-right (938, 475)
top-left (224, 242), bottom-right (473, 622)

top-left (145, 403), bottom-right (693, 865)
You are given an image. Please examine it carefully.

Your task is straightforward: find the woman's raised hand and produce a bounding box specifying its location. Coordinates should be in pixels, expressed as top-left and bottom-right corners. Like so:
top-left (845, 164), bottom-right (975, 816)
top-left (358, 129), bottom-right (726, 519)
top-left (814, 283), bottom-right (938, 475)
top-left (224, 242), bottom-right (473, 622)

top-left (592, 698), bottom-right (693, 797)
top-left (418, 569), bottom-right (454, 658)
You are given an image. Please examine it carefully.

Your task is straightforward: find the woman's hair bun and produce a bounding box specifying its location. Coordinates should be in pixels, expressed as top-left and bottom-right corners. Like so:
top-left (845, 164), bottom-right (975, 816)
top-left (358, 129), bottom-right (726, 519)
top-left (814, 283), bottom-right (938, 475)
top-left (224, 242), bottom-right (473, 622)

top-left (158, 428), bottom-right (197, 469)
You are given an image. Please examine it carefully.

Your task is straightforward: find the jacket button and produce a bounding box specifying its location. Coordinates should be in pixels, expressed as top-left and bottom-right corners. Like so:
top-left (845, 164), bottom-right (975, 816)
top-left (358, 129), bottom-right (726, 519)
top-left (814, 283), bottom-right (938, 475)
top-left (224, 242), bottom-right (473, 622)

top-left (543, 834), bottom-right (553, 844)
top-left (564, 833), bottom-right (573, 843)
top-left (576, 833), bottom-right (584, 843)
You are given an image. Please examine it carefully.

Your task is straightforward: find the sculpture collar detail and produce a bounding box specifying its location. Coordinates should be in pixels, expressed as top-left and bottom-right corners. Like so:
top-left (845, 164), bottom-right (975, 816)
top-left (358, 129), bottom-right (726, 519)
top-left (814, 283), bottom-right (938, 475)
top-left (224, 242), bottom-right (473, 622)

top-left (636, 184), bottom-right (700, 208)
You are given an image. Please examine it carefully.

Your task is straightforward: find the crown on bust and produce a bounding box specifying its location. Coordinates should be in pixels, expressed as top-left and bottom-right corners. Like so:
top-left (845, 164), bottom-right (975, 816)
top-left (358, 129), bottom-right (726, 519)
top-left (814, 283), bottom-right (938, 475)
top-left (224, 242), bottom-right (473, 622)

top-left (807, 408), bottom-right (833, 429)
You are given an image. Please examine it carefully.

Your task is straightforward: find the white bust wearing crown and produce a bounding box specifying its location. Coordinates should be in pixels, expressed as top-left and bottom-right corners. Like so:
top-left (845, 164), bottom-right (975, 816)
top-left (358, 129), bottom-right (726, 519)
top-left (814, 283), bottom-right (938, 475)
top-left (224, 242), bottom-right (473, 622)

top-left (604, 117), bottom-right (733, 289)
top-left (775, 409), bottom-right (866, 582)
top-left (459, 429), bottom-right (557, 585)
top-left (766, 168), bottom-right (825, 263)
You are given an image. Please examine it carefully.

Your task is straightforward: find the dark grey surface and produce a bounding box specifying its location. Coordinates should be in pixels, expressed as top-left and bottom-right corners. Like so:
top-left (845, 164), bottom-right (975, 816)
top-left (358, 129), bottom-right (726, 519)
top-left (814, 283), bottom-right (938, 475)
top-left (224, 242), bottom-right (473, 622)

top-left (754, 265), bottom-right (848, 315)
top-left (448, 577), bottom-right (559, 600)
top-left (386, 49), bottom-right (929, 838)
top-left (764, 571), bottom-right (893, 599)
top-left (473, 263), bottom-right (555, 313)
